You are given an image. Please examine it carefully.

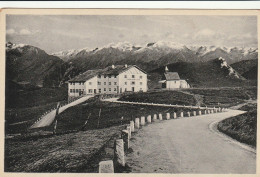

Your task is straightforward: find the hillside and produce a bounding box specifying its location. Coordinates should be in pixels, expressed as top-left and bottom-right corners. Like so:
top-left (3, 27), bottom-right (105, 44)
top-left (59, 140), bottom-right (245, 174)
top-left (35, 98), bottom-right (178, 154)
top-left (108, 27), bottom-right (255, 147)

top-left (6, 41), bottom-right (258, 90)
top-left (231, 59), bottom-right (258, 80)
top-left (150, 57), bottom-right (252, 88)
top-left (53, 41), bottom-right (258, 73)
top-left (5, 42), bottom-right (81, 88)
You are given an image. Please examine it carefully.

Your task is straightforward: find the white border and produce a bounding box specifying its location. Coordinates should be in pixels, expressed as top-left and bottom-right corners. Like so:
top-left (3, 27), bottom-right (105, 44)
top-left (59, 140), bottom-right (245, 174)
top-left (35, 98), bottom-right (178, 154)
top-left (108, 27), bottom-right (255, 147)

top-left (0, 1), bottom-right (260, 9)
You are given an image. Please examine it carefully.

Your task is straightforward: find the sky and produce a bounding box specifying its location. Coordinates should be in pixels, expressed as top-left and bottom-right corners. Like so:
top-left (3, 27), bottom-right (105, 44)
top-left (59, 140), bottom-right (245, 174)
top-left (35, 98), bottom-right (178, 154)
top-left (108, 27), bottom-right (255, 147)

top-left (6, 15), bottom-right (258, 54)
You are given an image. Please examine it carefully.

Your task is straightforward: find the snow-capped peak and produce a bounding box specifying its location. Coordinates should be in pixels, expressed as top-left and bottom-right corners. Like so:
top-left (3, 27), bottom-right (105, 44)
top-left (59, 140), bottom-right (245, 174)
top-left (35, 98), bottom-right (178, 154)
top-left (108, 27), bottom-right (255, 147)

top-left (6, 42), bottom-right (28, 50)
top-left (99, 41), bottom-right (136, 51)
top-left (152, 41), bottom-right (185, 50)
top-left (53, 47), bottom-right (91, 57)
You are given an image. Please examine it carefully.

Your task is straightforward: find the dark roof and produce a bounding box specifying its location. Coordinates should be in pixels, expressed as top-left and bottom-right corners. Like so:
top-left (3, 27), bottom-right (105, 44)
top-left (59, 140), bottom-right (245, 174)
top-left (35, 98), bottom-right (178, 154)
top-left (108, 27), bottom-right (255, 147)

top-left (69, 65), bottom-right (146, 82)
top-left (69, 69), bottom-right (103, 82)
top-left (164, 72), bottom-right (180, 80)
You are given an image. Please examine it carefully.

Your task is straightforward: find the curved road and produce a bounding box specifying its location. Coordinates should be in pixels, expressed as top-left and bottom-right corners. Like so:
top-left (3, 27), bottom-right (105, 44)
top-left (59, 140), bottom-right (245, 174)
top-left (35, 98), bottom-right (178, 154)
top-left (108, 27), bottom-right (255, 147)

top-left (126, 110), bottom-right (256, 173)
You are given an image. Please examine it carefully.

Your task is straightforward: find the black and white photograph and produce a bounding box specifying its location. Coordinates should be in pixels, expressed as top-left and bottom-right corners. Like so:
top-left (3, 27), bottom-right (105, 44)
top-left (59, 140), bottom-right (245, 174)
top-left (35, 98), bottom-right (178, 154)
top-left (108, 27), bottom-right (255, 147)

top-left (3, 9), bottom-right (258, 174)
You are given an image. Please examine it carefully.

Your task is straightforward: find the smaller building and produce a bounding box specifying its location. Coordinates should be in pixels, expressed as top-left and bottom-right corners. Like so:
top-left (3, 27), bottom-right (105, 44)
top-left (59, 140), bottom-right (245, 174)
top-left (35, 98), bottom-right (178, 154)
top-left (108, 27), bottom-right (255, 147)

top-left (159, 67), bottom-right (190, 89)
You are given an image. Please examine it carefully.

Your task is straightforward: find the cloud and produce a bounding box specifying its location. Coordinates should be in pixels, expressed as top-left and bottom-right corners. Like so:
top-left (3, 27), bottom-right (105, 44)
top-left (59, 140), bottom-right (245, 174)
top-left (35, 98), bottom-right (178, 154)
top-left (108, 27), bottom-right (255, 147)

top-left (193, 28), bottom-right (216, 40)
top-left (6, 28), bottom-right (40, 36)
top-left (6, 28), bottom-right (16, 35)
top-left (19, 29), bottom-right (32, 35)
top-left (228, 33), bottom-right (254, 40)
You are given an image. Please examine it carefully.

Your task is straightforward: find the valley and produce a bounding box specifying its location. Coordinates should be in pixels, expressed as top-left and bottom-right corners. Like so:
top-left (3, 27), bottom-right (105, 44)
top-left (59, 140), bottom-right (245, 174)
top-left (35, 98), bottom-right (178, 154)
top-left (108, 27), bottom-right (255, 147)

top-left (4, 40), bottom-right (258, 173)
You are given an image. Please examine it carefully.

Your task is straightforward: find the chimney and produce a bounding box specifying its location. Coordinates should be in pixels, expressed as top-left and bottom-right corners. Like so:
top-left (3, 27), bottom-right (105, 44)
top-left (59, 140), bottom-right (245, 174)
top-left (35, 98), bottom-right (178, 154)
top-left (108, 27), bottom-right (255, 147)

top-left (125, 64), bottom-right (128, 68)
top-left (112, 65), bottom-right (115, 69)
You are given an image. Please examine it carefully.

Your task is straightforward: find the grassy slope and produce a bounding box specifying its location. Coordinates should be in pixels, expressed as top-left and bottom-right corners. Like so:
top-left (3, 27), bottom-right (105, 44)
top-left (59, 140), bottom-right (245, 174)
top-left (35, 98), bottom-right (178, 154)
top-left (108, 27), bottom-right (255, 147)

top-left (118, 90), bottom-right (197, 106)
top-left (5, 87), bottom-right (68, 134)
top-left (5, 99), bottom-right (199, 172)
top-left (5, 126), bottom-right (122, 172)
top-left (218, 103), bottom-right (257, 147)
top-left (56, 99), bottom-right (197, 133)
top-left (118, 87), bottom-right (257, 108)
top-left (184, 87), bottom-right (257, 107)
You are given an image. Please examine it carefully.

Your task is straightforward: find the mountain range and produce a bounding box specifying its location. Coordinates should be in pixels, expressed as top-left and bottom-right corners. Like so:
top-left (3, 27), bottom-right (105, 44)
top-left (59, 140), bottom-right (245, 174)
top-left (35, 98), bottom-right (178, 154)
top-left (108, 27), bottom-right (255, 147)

top-left (5, 41), bottom-right (258, 89)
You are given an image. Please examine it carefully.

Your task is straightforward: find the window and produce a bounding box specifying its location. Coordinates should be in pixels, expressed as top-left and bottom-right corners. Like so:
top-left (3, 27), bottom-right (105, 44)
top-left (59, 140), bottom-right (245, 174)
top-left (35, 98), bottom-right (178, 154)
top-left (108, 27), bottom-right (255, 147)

top-left (88, 89), bottom-right (93, 93)
top-left (114, 88), bottom-right (117, 91)
top-left (140, 75), bottom-right (143, 79)
top-left (132, 75), bottom-right (135, 78)
top-left (108, 75), bottom-right (111, 78)
top-left (104, 75), bottom-right (107, 78)
top-left (140, 88), bottom-right (143, 91)
top-left (109, 82), bottom-right (111, 85)
top-left (131, 81), bottom-right (135, 85)
top-left (79, 89), bottom-right (81, 92)
top-left (89, 82), bottom-right (92, 85)
top-left (98, 81), bottom-right (101, 85)
top-left (99, 89), bottom-right (101, 93)
top-left (125, 82), bottom-right (127, 85)
top-left (70, 89), bottom-right (73, 93)
top-left (97, 75), bottom-right (101, 78)
top-left (140, 82), bottom-right (142, 85)
top-left (79, 82), bottom-right (81, 85)
top-left (124, 75), bottom-right (127, 78)
top-left (125, 88), bottom-right (127, 91)
top-left (76, 89), bottom-right (79, 93)
top-left (73, 89), bottom-right (75, 93)
top-left (109, 88), bottom-right (111, 91)
top-left (114, 82), bottom-right (117, 85)
top-left (104, 82), bottom-right (106, 85)
top-left (104, 88), bottom-right (106, 91)
top-left (73, 83), bottom-right (75, 85)
top-left (82, 82), bottom-right (84, 85)
top-left (114, 75), bottom-right (116, 78)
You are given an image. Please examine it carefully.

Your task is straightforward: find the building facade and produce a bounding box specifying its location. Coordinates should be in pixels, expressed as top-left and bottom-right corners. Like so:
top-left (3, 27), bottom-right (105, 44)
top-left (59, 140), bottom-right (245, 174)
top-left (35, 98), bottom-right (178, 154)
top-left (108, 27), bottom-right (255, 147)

top-left (159, 67), bottom-right (190, 89)
top-left (68, 65), bottom-right (147, 97)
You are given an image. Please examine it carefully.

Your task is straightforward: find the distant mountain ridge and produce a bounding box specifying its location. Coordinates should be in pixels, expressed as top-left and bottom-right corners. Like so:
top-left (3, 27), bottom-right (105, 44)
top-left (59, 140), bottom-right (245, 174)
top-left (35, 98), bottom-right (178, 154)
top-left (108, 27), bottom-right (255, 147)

top-left (6, 41), bottom-right (258, 89)
top-left (53, 41), bottom-right (257, 65)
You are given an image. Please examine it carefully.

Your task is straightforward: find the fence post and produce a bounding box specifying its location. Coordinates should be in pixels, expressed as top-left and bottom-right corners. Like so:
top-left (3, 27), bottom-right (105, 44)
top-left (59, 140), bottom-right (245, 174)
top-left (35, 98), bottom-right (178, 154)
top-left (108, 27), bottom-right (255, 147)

top-left (135, 118), bottom-right (140, 129)
top-left (147, 115), bottom-right (152, 123)
top-left (180, 112), bottom-right (184, 117)
top-left (140, 116), bottom-right (145, 126)
top-left (159, 114), bottom-right (163, 120)
top-left (193, 111), bottom-right (196, 116)
top-left (121, 130), bottom-right (129, 151)
top-left (126, 125), bottom-right (131, 139)
top-left (99, 160), bottom-right (114, 173)
top-left (153, 114), bottom-right (157, 121)
top-left (114, 139), bottom-right (125, 167)
top-left (166, 113), bottom-right (170, 120)
top-left (198, 110), bottom-right (202, 115)
top-left (173, 112), bottom-right (177, 119)
top-left (130, 121), bottom-right (135, 132)
top-left (187, 112), bottom-right (190, 117)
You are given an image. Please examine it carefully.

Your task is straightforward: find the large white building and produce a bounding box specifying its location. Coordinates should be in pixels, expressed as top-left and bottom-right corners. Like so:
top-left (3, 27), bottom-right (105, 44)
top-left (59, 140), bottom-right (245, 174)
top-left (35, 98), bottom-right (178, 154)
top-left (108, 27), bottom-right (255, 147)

top-left (68, 64), bottom-right (147, 97)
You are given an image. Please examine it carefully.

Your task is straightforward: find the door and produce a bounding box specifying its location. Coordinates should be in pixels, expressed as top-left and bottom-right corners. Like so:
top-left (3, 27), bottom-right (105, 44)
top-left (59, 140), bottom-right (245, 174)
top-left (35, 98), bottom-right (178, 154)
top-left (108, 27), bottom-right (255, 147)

top-left (132, 87), bottom-right (135, 92)
top-left (94, 89), bottom-right (96, 94)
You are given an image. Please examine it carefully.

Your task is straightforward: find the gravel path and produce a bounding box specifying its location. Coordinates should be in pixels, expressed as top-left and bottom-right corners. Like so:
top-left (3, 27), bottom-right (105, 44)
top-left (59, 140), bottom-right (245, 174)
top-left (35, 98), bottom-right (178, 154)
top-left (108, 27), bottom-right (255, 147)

top-left (126, 110), bottom-right (256, 173)
top-left (30, 96), bottom-right (92, 129)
